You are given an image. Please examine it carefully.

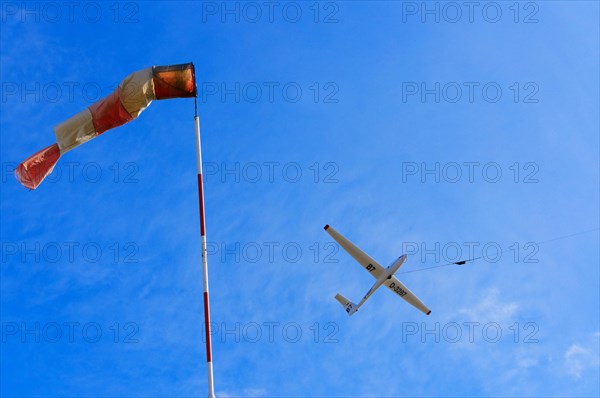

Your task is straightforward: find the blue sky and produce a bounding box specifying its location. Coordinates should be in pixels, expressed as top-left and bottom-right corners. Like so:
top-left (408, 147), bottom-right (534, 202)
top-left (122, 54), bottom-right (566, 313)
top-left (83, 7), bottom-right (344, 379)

top-left (1, 1), bottom-right (598, 397)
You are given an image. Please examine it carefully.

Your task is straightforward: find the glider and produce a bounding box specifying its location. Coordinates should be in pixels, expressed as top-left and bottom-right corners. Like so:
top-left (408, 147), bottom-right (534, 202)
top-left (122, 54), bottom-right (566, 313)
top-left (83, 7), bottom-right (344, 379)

top-left (324, 224), bottom-right (431, 316)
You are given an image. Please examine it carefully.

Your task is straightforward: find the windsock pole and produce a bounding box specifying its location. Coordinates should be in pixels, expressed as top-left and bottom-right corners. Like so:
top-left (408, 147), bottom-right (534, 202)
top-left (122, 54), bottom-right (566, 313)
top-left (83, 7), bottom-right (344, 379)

top-left (194, 101), bottom-right (216, 398)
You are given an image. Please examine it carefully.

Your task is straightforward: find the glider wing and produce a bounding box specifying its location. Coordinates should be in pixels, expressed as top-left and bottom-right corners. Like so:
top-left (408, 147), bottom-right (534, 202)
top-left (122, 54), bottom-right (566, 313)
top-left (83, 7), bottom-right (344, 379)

top-left (324, 224), bottom-right (385, 279)
top-left (384, 276), bottom-right (431, 315)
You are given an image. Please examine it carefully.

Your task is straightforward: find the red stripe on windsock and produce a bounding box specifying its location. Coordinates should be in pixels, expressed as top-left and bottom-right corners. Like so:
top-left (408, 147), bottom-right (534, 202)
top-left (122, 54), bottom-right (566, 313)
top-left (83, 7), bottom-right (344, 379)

top-left (89, 88), bottom-right (133, 135)
top-left (197, 173), bottom-right (206, 236)
top-left (153, 63), bottom-right (196, 100)
top-left (15, 144), bottom-right (61, 190)
top-left (203, 291), bottom-right (212, 362)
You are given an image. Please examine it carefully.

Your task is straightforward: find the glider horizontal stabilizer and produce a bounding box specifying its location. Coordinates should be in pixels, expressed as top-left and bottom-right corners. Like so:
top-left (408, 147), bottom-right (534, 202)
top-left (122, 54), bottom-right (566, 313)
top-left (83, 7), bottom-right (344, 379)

top-left (335, 293), bottom-right (358, 316)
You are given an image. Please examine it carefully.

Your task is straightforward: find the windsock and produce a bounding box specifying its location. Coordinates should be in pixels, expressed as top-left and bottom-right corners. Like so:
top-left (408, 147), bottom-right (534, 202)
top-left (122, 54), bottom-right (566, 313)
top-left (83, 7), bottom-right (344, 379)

top-left (15, 63), bottom-right (196, 189)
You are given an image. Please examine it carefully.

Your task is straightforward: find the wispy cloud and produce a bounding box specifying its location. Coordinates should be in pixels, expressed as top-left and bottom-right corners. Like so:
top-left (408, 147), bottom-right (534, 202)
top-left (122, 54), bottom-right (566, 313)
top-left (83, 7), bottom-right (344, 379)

top-left (219, 387), bottom-right (268, 398)
top-left (457, 287), bottom-right (519, 324)
top-left (565, 333), bottom-right (600, 379)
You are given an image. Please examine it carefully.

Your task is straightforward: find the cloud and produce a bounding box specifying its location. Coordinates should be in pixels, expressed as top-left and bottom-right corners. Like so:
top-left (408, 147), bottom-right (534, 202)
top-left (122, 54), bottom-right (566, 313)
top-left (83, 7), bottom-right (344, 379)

top-left (564, 333), bottom-right (600, 378)
top-left (457, 287), bottom-right (519, 324)
top-left (516, 355), bottom-right (539, 370)
top-left (219, 387), bottom-right (267, 397)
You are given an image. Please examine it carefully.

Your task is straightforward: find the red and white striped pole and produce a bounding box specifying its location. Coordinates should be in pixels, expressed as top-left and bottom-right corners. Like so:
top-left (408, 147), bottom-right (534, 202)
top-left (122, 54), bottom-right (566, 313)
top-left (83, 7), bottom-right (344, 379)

top-left (194, 111), bottom-right (216, 398)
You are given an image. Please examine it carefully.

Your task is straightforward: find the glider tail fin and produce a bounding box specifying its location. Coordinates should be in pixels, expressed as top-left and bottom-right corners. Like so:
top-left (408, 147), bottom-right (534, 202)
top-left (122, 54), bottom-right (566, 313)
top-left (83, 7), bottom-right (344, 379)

top-left (335, 293), bottom-right (358, 316)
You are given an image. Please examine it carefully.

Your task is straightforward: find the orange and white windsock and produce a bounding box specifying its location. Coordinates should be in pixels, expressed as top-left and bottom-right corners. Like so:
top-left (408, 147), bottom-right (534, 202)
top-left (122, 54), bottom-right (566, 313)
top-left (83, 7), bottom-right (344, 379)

top-left (15, 63), bottom-right (196, 189)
